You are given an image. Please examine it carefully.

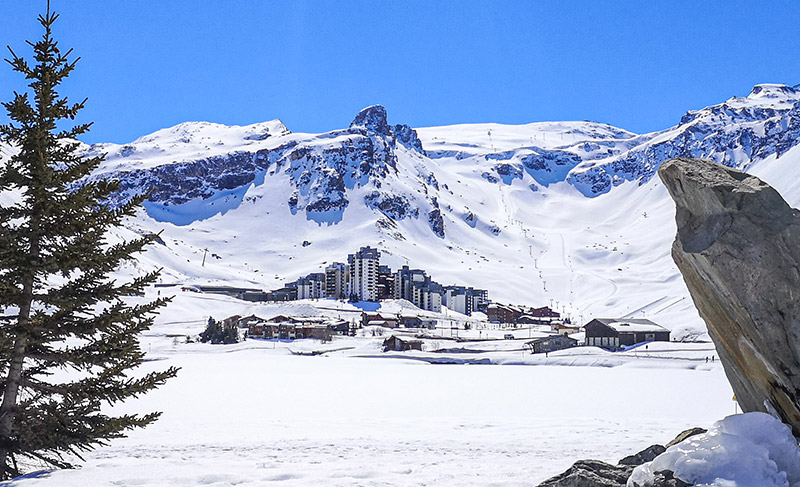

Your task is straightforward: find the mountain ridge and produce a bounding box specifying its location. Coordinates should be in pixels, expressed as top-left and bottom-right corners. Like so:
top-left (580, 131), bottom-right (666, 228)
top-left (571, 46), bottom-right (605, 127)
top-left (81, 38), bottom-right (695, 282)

top-left (2, 82), bottom-right (799, 337)
top-left (84, 82), bottom-right (800, 229)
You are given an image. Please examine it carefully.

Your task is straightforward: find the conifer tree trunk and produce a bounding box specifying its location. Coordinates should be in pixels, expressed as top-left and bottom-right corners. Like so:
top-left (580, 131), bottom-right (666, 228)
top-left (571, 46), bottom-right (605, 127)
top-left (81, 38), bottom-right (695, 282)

top-left (0, 224), bottom-right (36, 479)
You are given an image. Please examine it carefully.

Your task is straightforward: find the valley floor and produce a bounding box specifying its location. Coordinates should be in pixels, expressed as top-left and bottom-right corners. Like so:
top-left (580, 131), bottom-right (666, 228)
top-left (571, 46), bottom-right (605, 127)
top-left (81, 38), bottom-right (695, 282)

top-left (10, 313), bottom-right (734, 486)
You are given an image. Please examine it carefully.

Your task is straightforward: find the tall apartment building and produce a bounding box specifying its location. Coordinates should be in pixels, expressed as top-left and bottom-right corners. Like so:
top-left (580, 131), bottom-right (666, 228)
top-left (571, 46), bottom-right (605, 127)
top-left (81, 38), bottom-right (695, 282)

top-left (347, 246), bottom-right (381, 302)
top-left (325, 262), bottom-right (348, 299)
top-left (412, 280), bottom-right (443, 312)
top-left (393, 265), bottom-right (428, 301)
top-left (377, 265), bottom-right (395, 300)
top-left (471, 288), bottom-right (490, 312)
top-left (297, 272), bottom-right (327, 299)
top-left (444, 286), bottom-right (469, 315)
top-left (443, 286), bottom-right (490, 315)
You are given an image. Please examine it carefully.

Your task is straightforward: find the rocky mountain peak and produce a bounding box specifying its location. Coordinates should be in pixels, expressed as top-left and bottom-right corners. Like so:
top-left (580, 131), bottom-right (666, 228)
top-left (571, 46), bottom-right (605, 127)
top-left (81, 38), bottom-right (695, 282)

top-left (747, 83), bottom-right (799, 100)
top-left (350, 105), bottom-right (392, 136)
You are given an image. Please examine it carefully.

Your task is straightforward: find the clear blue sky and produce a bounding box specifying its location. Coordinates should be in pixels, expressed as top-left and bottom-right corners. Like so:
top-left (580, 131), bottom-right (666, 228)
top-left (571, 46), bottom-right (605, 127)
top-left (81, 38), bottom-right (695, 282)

top-left (2, 1), bottom-right (799, 144)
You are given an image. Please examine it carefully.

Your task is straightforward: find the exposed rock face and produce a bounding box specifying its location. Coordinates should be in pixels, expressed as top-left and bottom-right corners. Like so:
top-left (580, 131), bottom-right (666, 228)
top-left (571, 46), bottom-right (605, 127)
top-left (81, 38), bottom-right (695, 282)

top-left (349, 105), bottom-right (425, 154)
top-left (665, 427), bottom-right (706, 448)
top-left (537, 459), bottom-right (634, 487)
top-left (350, 105), bottom-right (392, 136)
top-left (538, 429), bottom-right (705, 487)
top-left (618, 444), bottom-right (666, 466)
top-left (659, 157), bottom-right (800, 436)
top-left (537, 444), bottom-right (668, 487)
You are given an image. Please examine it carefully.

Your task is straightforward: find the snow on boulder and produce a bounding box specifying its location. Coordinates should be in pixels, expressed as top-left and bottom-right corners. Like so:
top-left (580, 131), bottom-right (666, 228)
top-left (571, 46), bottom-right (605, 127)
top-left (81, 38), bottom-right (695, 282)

top-left (629, 412), bottom-right (800, 487)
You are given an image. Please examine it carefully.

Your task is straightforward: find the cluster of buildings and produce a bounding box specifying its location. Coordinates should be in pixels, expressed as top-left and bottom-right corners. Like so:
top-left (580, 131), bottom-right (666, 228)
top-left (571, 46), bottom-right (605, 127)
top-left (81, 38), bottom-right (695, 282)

top-left (223, 314), bottom-right (350, 342)
top-left (258, 246), bottom-right (490, 316)
top-left (486, 303), bottom-right (563, 326)
top-left (182, 246), bottom-right (677, 355)
top-left (217, 313), bottom-right (673, 355)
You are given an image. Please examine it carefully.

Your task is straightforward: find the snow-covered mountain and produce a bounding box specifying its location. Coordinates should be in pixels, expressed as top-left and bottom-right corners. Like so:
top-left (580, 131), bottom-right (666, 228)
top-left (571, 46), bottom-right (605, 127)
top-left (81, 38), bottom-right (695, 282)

top-left (8, 83), bottom-right (800, 337)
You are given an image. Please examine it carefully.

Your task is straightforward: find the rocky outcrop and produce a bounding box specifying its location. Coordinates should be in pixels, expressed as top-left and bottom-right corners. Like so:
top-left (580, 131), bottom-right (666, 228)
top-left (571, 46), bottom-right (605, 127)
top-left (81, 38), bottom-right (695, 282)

top-left (349, 105), bottom-right (425, 154)
top-left (537, 428), bottom-right (706, 487)
top-left (618, 444), bottom-right (666, 466)
top-left (537, 444), bottom-right (667, 487)
top-left (537, 459), bottom-right (633, 487)
top-left (351, 105), bottom-right (392, 136)
top-left (664, 427), bottom-right (706, 448)
top-left (659, 157), bottom-right (800, 436)
top-left (427, 197), bottom-right (445, 238)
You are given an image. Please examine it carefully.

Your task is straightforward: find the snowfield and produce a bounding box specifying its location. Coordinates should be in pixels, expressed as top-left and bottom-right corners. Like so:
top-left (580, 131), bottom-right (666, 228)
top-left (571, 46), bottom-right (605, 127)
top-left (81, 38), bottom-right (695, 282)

top-left (9, 290), bottom-right (737, 487)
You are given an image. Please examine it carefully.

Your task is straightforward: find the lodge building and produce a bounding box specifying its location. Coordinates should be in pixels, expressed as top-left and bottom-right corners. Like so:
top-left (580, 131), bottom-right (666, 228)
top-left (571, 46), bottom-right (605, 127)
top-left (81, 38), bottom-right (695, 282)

top-left (584, 318), bottom-right (670, 350)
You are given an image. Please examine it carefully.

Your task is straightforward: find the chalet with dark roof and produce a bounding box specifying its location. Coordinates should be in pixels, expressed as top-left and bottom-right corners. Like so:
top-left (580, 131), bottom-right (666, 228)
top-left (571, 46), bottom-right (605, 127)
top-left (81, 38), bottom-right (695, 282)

top-left (584, 318), bottom-right (670, 350)
top-left (525, 334), bottom-right (578, 354)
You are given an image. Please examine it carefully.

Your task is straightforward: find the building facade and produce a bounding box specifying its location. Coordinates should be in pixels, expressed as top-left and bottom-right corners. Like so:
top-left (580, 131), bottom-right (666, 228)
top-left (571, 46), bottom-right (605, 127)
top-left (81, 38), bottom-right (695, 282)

top-left (325, 262), bottom-right (348, 299)
top-left (393, 265), bottom-right (428, 301)
top-left (584, 318), bottom-right (671, 350)
top-left (487, 303), bottom-right (525, 323)
top-left (297, 273), bottom-right (326, 299)
top-left (377, 265), bottom-right (395, 300)
top-left (411, 281), bottom-right (443, 312)
top-left (348, 246), bottom-right (381, 301)
top-left (442, 286), bottom-right (489, 315)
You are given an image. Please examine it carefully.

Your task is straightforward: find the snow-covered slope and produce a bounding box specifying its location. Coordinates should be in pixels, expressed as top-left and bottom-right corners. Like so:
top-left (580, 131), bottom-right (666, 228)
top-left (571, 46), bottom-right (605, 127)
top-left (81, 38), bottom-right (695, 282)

top-left (7, 83), bottom-right (800, 338)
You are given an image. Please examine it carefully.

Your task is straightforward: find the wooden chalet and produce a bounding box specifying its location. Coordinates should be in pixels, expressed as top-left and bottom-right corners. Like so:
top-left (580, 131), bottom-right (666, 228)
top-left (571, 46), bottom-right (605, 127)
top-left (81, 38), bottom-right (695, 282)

top-left (328, 320), bottom-right (351, 335)
top-left (487, 303), bottom-right (524, 324)
top-left (362, 312), bottom-right (399, 328)
top-left (249, 322), bottom-right (332, 341)
top-left (222, 315), bottom-right (242, 327)
top-left (235, 315), bottom-right (266, 328)
top-left (399, 316), bottom-right (422, 328)
top-left (584, 318), bottom-right (670, 350)
top-left (551, 322), bottom-right (580, 335)
top-left (383, 335), bottom-right (424, 352)
top-left (525, 334), bottom-right (578, 354)
top-left (529, 306), bottom-right (560, 319)
top-left (247, 315), bottom-right (333, 341)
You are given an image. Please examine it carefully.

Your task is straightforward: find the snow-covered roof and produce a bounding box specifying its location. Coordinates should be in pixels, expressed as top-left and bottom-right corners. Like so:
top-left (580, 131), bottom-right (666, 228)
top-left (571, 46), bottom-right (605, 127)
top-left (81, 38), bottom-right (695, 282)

top-left (526, 334), bottom-right (576, 345)
top-left (597, 318), bottom-right (668, 333)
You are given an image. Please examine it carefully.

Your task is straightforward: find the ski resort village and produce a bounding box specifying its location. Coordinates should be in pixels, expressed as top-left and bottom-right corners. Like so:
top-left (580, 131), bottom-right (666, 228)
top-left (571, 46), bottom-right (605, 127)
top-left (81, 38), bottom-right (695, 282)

top-left (180, 244), bottom-right (684, 362)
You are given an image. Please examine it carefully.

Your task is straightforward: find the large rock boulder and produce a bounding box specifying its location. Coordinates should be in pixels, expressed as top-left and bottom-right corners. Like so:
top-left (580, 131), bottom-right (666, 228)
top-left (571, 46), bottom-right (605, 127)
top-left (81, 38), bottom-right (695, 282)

top-left (537, 444), bottom-right (668, 486)
top-left (537, 459), bottom-right (634, 487)
top-left (658, 157), bottom-right (800, 435)
top-left (537, 429), bottom-right (705, 486)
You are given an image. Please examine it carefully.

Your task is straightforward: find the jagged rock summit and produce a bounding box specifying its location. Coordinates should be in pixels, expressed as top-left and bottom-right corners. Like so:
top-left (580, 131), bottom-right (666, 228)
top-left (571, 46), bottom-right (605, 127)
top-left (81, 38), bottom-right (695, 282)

top-left (350, 104), bottom-right (392, 136)
top-left (349, 104), bottom-right (425, 153)
top-left (659, 157), bottom-right (800, 436)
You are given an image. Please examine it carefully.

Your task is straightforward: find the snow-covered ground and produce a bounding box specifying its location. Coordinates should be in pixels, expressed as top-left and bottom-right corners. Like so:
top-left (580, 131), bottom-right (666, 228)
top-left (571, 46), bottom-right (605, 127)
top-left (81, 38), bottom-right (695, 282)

top-left (5, 85), bottom-right (800, 486)
top-left (13, 355), bottom-right (735, 486)
top-left (631, 412), bottom-right (800, 487)
top-left (10, 289), bottom-right (736, 487)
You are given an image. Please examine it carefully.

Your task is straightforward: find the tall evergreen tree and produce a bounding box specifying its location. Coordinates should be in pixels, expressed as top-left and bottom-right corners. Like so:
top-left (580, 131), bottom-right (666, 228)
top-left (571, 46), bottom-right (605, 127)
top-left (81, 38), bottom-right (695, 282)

top-left (0, 5), bottom-right (178, 479)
